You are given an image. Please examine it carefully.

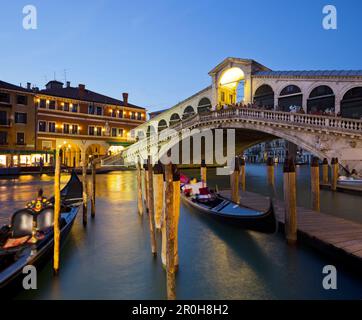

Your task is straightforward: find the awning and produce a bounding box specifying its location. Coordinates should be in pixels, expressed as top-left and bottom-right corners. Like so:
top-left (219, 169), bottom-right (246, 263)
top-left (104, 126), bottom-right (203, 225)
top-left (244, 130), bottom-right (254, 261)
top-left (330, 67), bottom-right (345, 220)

top-left (107, 141), bottom-right (133, 147)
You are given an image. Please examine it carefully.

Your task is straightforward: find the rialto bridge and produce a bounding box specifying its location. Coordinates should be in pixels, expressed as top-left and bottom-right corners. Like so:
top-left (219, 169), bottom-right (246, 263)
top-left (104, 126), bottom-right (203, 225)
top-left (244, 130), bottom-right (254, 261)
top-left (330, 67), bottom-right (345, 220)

top-left (103, 57), bottom-right (362, 172)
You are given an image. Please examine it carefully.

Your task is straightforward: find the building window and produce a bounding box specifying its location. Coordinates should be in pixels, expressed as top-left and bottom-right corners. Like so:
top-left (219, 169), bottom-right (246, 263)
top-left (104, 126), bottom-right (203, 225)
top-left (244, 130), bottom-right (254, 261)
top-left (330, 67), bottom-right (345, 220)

top-left (48, 122), bottom-right (56, 133)
top-left (118, 110), bottom-right (123, 118)
top-left (63, 102), bottom-right (70, 112)
top-left (71, 124), bottom-right (78, 134)
top-left (0, 111), bottom-right (8, 125)
top-left (88, 126), bottom-right (95, 136)
top-left (131, 112), bottom-right (136, 120)
top-left (39, 99), bottom-right (46, 108)
top-left (221, 92), bottom-right (225, 102)
top-left (63, 123), bottom-right (70, 134)
top-left (96, 127), bottom-right (102, 136)
top-left (118, 128), bottom-right (124, 137)
top-left (96, 106), bottom-right (102, 116)
top-left (71, 104), bottom-right (78, 113)
top-left (0, 131), bottom-right (7, 145)
top-left (48, 100), bottom-right (56, 109)
top-left (17, 95), bottom-right (28, 105)
top-left (15, 112), bottom-right (27, 124)
top-left (137, 112), bottom-right (142, 120)
top-left (111, 128), bottom-right (117, 137)
top-left (88, 104), bottom-right (95, 114)
top-left (0, 92), bottom-right (10, 104)
top-left (38, 121), bottom-right (46, 132)
top-left (111, 109), bottom-right (117, 117)
top-left (16, 132), bottom-right (25, 145)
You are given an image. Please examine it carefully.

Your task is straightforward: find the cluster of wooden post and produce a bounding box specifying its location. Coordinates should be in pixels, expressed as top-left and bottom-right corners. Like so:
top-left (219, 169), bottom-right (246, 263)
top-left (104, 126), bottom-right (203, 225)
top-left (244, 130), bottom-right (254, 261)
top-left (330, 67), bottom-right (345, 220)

top-left (138, 158), bottom-right (180, 300)
top-left (53, 151), bottom-right (96, 274)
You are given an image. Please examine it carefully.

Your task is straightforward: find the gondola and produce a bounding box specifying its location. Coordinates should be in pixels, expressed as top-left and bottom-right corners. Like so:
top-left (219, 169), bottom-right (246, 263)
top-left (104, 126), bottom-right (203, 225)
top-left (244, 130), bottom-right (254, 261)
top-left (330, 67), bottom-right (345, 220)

top-left (0, 171), bottom-right (83, 293)
top-left (181, 183), bottom-right (277, 233)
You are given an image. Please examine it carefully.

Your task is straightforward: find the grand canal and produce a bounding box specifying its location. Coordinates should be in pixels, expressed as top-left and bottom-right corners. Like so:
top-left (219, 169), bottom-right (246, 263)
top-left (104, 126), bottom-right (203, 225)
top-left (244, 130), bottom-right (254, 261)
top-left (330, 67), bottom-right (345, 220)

top-left (1, 165), bottom-right (362, 299)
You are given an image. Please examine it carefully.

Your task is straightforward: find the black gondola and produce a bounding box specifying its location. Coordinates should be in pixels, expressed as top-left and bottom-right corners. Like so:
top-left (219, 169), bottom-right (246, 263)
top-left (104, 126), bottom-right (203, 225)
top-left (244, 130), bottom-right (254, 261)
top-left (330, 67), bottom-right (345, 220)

top-left (0, 171), bottom-right (83, 293)
top-left (181, 188), bottom-right (277, 233)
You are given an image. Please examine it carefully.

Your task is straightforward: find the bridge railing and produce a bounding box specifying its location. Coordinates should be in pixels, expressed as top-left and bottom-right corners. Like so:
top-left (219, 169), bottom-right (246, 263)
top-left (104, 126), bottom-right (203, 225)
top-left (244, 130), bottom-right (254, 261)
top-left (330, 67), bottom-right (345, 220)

top-left (121, 108), bottom-right (362, 161)
top-left (196, 108), bottom-right (362, 133)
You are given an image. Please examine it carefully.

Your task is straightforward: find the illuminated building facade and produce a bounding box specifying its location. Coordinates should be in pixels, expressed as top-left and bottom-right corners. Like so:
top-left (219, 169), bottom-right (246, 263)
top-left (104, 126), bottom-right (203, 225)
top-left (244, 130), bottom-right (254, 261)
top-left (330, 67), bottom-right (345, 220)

top-left (36, 81), bottom-right (146, 167)
top-left (0, 81), bottom-right (39, 168)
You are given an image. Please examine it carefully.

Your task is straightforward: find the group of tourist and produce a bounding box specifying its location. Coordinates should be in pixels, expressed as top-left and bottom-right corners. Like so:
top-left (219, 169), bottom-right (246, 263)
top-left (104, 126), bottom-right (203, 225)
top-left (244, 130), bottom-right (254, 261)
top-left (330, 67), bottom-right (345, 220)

top-left (214, 102), bottom-right (342, 117)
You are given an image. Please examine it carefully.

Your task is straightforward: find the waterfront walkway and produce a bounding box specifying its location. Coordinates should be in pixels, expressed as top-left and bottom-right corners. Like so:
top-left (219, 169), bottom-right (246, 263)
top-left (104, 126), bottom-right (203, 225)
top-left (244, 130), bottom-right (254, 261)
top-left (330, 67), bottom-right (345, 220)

top-left (219, 190), bottom-right (362, 267)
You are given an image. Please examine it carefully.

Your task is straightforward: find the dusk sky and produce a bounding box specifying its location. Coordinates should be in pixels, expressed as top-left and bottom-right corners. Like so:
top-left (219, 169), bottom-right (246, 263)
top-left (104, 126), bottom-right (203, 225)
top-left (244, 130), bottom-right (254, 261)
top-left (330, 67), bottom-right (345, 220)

top-left (1, 0), bottom-right (362, 112)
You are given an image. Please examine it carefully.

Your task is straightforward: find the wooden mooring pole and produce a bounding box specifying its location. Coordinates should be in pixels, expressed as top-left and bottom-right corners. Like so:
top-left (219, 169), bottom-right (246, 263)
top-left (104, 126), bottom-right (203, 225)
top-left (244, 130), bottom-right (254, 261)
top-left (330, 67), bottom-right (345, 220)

top-left (267, 157), bottom-right (275, 186)
top-left (143, 163), bottom-right (149, 212)
top-left (164, 163), bottom-right (176, 300)
top-left (322, 158), bottom-right (329, 185)
top-left (283, 158), bottom-right (297, 244)
top-left (331, 157), bottom-right (339, 191)
top-left (240, 157), bottom-right (246, 192)
top-left (82, 158), bottom-right (88, 227)
top-left (161, 169), bottom-right (167, 268)
top-left (137, 161), bottom-right (144, 216)
top-left (230, 156), bottom-right (240, 204)
top-left (153, 162), bottom-right (163, 230)
top-left (147, 156), bottom-right (157, 256)
top-left (201, 159), bottom-right (207, 185)
top-left (172, 165), bottom-right (181, 269)
top-left (91, 161), bottom-right (96, 218)
top-left (53, 148), bottom-right (61, 275)
top-left (311, 157), bottom-right (320, 212)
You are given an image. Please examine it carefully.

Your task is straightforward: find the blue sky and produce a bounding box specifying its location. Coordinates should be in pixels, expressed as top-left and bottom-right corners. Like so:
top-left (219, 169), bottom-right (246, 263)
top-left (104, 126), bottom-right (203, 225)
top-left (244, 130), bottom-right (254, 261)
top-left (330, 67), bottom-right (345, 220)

top-left (1, 0), bottom-right (362, 111)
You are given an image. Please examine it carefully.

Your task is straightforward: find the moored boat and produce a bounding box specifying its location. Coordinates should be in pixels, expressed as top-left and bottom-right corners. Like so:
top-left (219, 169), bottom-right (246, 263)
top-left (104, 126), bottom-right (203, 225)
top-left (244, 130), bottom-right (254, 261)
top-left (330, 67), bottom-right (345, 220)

top-left (0, 171), bottom-right (83, 293)
top-left (180, 179), bottom-right (277, 233)
top-left (338, 176), bottom-right (362, 186)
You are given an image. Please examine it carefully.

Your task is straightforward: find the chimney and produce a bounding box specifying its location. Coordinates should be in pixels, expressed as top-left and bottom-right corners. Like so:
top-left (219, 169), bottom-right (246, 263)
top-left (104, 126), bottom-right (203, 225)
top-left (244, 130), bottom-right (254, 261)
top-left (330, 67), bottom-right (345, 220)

top-left (122, 92), bottom-right (128, 107)
top-left (66, 81), bottom-right (71, 88)
top-left (27, 82), bottom-right (31, 90)
top-left (78, 84), bottom-right (85, 97)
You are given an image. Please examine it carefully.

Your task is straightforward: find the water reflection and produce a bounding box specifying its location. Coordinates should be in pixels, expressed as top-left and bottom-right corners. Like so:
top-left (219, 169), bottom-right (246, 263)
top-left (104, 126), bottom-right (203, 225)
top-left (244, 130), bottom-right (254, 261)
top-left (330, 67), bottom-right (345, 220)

top-left (0, 167), bottom-right (360, 299)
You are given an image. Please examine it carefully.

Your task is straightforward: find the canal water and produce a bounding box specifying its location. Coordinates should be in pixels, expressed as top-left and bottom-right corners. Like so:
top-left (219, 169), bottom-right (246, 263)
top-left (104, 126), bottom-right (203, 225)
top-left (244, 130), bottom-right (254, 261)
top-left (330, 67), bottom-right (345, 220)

top-left (1, 164), bottom-right (362, 299)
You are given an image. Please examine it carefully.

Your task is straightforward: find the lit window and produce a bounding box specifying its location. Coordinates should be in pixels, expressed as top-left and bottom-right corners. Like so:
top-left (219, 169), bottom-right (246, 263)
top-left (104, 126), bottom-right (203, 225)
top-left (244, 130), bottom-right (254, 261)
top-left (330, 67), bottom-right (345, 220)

top-left (38, 121), bottom-right (46, 132)
top-left (88, 126), bottom-right (95, 136)
top-left (16, 132), bottom-right (25, 145)
top-left (63, 123), bottom-right (70, 134)
top-left (48, 122), bottom-right (56, 133)
top-left (71, 124), bottom-right (78, 134)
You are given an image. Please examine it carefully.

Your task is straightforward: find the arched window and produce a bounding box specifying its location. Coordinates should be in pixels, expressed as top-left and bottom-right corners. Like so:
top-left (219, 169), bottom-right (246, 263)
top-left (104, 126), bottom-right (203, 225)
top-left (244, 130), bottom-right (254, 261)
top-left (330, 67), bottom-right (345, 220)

top-left (198, 98), bottom-right (212, 114)
top-left (307, 85), bottom-right (335, 114)
top-left (169, 113), bottom-right (181, 126)
top-left (182, 106), bottom-right (195, 120)
top-left (158, 119), bottom-right (168, 132)
top-left (341, 87), bottom-right (362, 119)
top-left (278, 85), bottom-right (302, 112)
top-left (253, 85), bottom-right (274, 108)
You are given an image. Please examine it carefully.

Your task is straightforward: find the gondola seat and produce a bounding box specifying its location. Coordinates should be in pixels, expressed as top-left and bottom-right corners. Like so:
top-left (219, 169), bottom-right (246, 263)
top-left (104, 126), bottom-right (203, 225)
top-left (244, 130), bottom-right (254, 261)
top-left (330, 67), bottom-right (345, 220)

top-left (11, 209), bottom-right (34, 238)
top-left (37, 208), bottom-right (54, 231)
